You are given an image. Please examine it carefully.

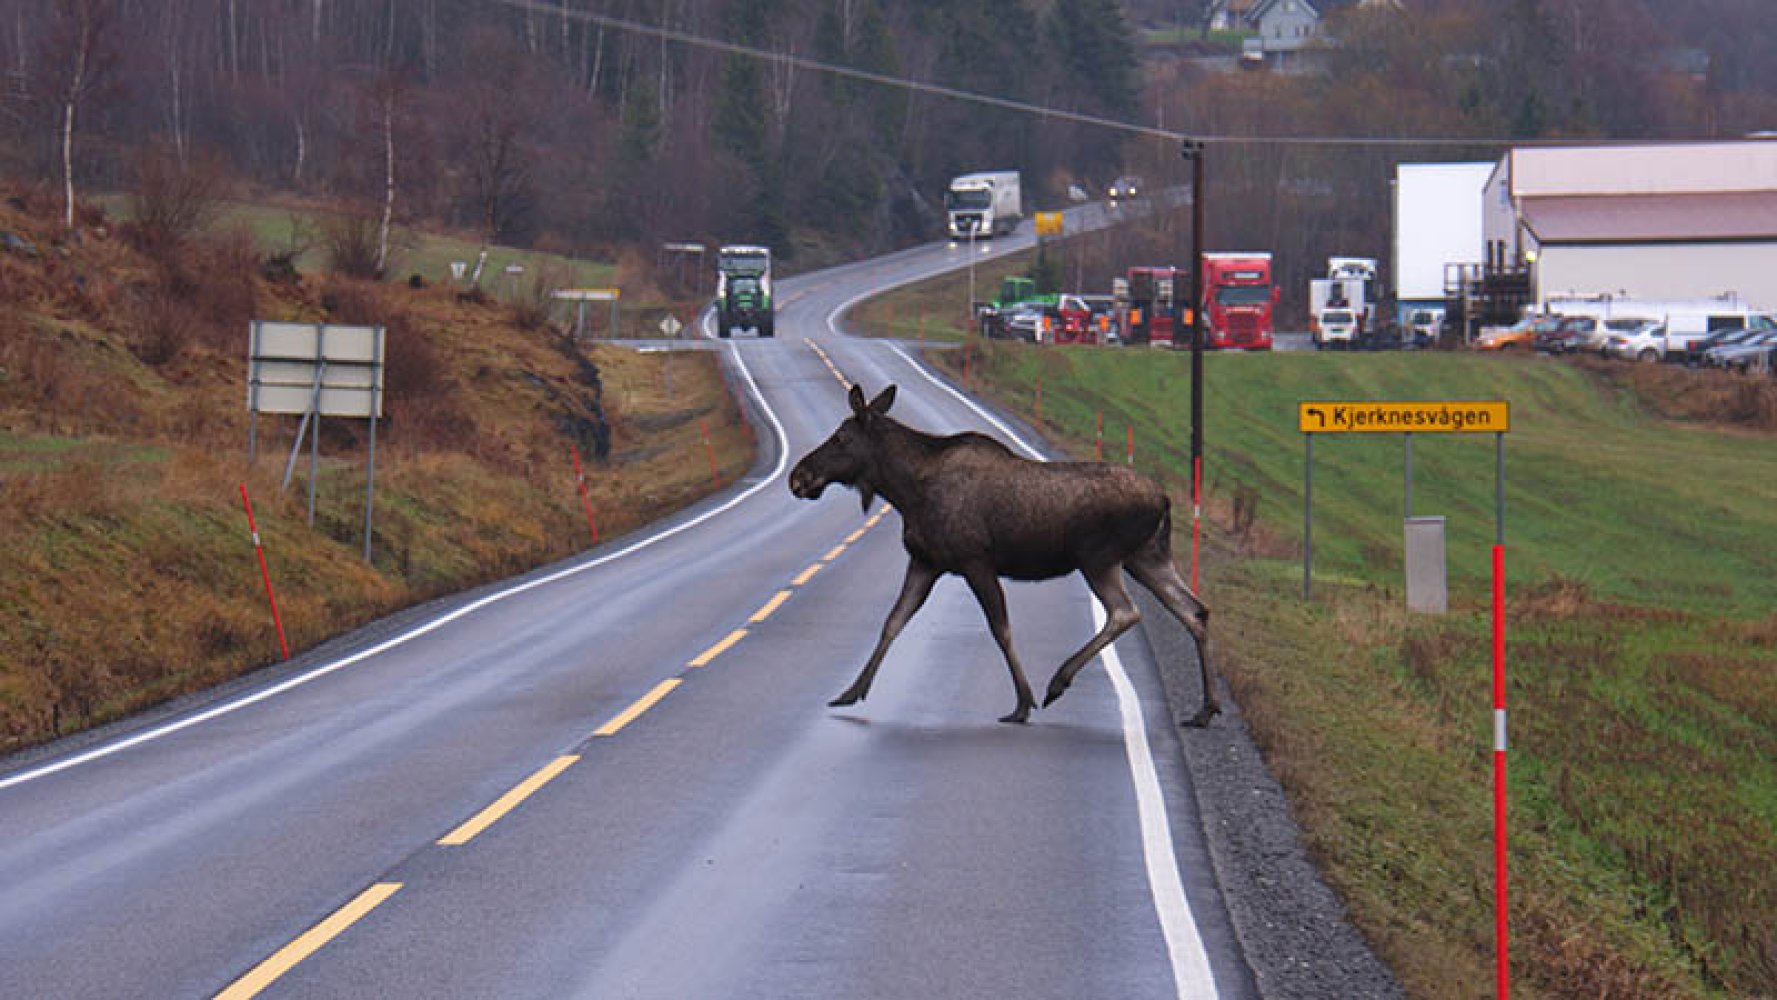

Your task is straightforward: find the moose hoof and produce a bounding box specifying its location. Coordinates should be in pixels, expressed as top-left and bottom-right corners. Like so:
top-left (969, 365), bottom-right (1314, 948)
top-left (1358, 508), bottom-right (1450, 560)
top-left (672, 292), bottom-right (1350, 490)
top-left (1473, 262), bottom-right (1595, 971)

top-left (999, 704), bottom-right (1033, 725)
top-left (829, 691), bottom-right (862, 708)
top-left (1041, 679), bottom-right (1069, 708)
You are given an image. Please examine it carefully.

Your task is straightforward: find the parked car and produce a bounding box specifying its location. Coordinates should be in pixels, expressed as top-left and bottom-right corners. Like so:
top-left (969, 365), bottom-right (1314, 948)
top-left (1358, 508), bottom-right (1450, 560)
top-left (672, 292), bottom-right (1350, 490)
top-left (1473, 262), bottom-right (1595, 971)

top-left (1683, 316), bottom-right (1777, 365)
top-left (1476, 315), bottom-right (1554, 351)
top-left (1407, 308), bottom-right (1444, 347)
top-left (1603, 321), bottom-right (1670, 362)
top-left (1317, 308), bottom-right (1359, 346)
top-left (1535, 315), bottom-right (1593, 354)
top-left (1540, 314), bottom-right (1656, 354)
top-left (996, 300), bottom-right (1062, 343)
top-left (1703, 329), bottom-right (1777, 371)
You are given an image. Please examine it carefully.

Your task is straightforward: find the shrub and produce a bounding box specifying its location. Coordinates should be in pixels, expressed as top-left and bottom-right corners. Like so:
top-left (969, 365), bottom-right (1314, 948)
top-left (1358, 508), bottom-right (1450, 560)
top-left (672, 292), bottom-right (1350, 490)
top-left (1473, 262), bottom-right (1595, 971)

top-left (123, 144), bottom-right (231, 255)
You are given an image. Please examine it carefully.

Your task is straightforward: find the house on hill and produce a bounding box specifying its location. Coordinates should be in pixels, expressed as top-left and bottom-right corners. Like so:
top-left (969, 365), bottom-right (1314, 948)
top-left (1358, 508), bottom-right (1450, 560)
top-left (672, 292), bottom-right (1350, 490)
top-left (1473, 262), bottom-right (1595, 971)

top-left (1251, 0), bottom-right (1321, 54)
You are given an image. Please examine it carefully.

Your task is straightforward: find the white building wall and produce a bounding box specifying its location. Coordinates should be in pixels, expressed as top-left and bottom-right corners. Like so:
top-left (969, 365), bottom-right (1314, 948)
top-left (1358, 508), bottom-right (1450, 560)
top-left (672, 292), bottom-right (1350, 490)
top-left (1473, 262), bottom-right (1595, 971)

top-left (1482, 156), bottom-right (1521, 263)
top-left (1535, 243), bottom-right (1777, 313)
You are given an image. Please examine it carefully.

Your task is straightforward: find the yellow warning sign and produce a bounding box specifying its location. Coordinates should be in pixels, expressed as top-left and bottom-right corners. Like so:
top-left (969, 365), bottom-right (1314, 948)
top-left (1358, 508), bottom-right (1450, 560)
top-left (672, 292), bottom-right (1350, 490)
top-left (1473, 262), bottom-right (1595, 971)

top-left (1034, 211), bottom-right (1065, 236)
top-left (1298, 400), bottom-right (1510, 434)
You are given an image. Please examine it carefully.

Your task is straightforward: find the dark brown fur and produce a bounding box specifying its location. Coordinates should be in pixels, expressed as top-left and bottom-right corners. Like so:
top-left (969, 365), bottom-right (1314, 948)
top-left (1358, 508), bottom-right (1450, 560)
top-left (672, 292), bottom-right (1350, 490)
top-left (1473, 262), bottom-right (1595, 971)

top-left (789, 384), bottom-right (1215, 725)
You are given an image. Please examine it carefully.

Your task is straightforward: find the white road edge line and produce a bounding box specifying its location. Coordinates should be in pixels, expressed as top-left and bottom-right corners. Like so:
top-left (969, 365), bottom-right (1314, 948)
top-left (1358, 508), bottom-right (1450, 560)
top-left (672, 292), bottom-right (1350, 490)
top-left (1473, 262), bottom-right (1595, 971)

top-left (0, 346), bottom-right (789, 793)
top-left (888, 342), bottom-right (1220, 999)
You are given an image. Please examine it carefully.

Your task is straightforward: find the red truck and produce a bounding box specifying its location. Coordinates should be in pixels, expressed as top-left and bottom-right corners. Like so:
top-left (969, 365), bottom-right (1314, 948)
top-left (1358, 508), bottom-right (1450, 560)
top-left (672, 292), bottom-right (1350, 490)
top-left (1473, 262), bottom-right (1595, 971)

top-left (1201, 252), bottom-right (1277, 350)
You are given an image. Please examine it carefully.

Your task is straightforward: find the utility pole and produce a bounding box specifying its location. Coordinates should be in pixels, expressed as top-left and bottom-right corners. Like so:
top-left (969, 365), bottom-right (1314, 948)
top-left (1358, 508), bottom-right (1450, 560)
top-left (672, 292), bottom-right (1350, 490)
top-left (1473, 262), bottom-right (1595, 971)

top-left (1181, 138), bottom-right (1206, 589)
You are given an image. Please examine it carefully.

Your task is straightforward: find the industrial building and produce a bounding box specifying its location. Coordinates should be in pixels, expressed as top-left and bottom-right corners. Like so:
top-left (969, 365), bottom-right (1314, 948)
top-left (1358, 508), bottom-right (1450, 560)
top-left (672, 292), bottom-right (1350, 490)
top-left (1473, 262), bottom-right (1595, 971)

top-left (1395, 141), bottom-right (1777, 340)
top-left (1483, 141), bottom-right (1777, 314)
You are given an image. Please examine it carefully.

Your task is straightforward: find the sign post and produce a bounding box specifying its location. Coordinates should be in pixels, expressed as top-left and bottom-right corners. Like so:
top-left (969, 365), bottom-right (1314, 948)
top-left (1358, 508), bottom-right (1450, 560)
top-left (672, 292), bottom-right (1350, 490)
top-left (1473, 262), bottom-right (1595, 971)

top-left (1298, 397), bottom-right (1512, 999)
top-left (552, 288), bottom-right (621, 340)
top-left (248, 322), bottom-right (387, 561)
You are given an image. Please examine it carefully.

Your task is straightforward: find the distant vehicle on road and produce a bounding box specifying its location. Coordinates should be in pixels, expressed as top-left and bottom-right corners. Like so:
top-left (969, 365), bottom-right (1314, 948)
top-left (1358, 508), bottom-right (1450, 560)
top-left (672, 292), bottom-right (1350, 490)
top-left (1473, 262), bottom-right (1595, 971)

top-left (1107, 175), bottom-right (1142, 203)
top-left (715, 244), bottom-right (773, 338)
top-left (946, 171), bottom-right (1022, 239)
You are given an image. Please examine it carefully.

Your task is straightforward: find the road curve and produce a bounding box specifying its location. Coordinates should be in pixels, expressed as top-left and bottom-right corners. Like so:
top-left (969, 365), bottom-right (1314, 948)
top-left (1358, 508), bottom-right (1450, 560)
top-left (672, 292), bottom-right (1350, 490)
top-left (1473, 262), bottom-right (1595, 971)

top-left (1, 222), bottom-right (1274, 999)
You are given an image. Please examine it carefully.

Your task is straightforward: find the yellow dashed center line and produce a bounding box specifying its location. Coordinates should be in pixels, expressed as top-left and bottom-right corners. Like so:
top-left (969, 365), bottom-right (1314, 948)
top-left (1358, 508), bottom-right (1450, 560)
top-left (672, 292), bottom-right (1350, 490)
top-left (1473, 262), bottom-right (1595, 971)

top-left (804, 338), bottom-right (852, 388)
top-left (750, 590), bottom-right (793, 623)
top-left (218, 503), bottom-right (903, 1000)
top-left (594, 678), bottom-right (683, 736)
top-left (214, 882), bottom-right (403, 1000)
top-left (688, 628), bottom-right (750, 667)
top-left (438, 755), bottom-right (580, 846)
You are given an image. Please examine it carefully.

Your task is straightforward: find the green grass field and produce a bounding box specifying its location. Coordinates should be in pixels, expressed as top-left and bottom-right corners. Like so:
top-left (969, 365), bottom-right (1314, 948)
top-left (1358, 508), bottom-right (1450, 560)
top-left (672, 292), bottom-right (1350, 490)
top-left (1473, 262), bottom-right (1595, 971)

top-left (854, 314), bottom-right (1773, 998)
top-left (210, 201), bottom-right (615, 290)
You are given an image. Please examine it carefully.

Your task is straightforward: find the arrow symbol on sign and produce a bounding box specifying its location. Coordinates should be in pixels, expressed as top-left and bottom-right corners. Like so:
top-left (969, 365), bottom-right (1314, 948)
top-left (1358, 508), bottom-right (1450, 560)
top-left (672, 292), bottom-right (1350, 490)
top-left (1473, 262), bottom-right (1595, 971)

top-left (1306, 406), bottom-right (1325, 428)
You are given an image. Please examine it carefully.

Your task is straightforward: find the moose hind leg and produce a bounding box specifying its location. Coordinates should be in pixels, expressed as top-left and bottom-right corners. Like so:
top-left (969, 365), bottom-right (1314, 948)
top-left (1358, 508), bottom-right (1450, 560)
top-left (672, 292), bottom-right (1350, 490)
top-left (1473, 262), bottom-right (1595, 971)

top-left (1043, 564), bottom-right (1142, 709)
top-left (832, 559), bottom-right (939, 709)
top-left (1126, 547), bottom-right (1218, 726)
top-left (961, 567), bottom-right (1037, 724)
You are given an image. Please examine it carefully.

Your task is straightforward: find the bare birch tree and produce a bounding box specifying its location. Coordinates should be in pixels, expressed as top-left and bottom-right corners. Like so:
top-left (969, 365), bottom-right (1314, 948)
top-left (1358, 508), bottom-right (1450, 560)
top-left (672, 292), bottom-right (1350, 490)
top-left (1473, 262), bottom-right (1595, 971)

top-left (48, 0), bottom-right (116, 230)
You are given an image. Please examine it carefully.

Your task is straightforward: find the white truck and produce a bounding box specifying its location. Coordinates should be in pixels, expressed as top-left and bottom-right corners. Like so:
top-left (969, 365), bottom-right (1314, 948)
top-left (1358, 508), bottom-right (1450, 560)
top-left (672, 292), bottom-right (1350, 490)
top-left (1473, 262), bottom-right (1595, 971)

top-left (1308, 258), bottom-right (1377, 348)
top-left (946, 171), bottom-right (1022, 239)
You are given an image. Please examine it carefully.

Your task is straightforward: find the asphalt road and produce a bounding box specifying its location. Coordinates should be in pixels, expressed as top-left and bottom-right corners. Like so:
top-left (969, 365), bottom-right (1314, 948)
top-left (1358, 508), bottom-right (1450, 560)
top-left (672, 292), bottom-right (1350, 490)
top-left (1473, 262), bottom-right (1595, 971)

top-left (1, 214), bottom-right (1402, 999)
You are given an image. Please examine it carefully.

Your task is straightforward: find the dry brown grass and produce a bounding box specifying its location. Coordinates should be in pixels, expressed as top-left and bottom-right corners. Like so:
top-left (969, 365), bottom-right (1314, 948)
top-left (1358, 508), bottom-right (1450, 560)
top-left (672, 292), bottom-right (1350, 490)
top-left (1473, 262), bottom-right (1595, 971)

top-left (0, 186), bottom-right (754, 753)
top-left (1578, 355), bottom-right (1777, 433)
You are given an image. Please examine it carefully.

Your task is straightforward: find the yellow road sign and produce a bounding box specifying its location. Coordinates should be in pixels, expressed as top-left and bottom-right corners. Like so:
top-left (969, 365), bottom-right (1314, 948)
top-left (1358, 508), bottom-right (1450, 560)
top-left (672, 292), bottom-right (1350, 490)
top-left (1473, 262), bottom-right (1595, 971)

top-left (1298, 400), bottom-right (1510, 434)
top-left (1034, 211), bottom-right (1065, 236)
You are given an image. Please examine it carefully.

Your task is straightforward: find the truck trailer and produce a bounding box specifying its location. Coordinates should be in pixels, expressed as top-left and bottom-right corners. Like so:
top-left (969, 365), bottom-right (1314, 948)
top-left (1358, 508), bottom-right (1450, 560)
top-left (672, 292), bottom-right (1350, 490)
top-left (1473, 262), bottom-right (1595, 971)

top-left (946, 171), bottom-right (1022, 239)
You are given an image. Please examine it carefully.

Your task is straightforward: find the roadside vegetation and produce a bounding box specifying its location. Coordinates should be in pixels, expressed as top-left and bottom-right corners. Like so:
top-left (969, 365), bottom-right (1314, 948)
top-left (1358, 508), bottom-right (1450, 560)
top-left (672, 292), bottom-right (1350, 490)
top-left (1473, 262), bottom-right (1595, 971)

top-left (853, 285), bottom-right (1775, 999)
top-left (0, 187), bottom-right (754, 754)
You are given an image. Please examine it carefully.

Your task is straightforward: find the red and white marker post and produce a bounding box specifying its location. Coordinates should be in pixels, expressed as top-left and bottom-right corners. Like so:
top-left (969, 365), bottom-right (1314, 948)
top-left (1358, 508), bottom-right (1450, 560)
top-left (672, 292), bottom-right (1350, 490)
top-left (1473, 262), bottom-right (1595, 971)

top-left (570, 444), bottom-right (600, 543)
top-left (1493, 541), bottom-right (1510, 1000)
top-left (238, 483), bottom-right (290, 661)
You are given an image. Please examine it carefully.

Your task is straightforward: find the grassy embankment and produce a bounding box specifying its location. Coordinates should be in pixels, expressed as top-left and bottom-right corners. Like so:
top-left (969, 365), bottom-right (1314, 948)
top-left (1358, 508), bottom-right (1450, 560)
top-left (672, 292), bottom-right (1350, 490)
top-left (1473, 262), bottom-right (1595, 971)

top-left (852, 286), bottom-right (1776, 999)
top-left (0, 194), bottom-right (753, 753)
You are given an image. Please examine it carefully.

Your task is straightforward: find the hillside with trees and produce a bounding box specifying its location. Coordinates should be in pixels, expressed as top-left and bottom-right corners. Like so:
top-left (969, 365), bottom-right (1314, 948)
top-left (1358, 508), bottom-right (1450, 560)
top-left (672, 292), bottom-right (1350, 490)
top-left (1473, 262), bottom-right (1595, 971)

top-left (4, 0), bottom-right (1774, 291)
top-left (0, 0), bottom-right (1142, 267)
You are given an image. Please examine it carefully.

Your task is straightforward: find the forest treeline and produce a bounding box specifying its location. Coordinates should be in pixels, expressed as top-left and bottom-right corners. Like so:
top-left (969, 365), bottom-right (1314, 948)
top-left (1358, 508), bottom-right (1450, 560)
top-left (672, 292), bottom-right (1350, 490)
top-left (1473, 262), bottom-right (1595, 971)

top-left (2, 0), bottom-right (1774, 290)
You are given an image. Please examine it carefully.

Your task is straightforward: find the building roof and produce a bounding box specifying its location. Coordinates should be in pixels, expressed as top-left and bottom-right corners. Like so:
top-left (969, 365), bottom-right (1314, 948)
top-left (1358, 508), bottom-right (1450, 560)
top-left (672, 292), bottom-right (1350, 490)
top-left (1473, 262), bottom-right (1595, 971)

top-left (1251, 0), bottom-right (1320, 22)
top-left (1519, 191), bottom-right (1777, 244)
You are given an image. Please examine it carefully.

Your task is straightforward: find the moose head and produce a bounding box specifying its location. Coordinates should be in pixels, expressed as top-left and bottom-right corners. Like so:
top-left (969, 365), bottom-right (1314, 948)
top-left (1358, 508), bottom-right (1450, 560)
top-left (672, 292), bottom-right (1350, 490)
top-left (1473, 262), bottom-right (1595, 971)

top-left (789, 383), bottom-right (897, 513)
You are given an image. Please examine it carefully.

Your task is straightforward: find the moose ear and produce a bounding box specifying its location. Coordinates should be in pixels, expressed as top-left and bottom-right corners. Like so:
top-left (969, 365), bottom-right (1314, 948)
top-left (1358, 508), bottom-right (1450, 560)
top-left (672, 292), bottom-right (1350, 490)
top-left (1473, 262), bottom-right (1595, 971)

top-left (848, 383), bottom-right (868, 417)
top-left (868, 385), bottom-right (897, 417)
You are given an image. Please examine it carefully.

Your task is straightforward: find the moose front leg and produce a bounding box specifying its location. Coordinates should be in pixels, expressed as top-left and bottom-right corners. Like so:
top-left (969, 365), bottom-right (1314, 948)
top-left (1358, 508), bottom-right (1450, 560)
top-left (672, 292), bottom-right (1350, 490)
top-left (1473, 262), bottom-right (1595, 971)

top-left (961, 566), bottom-right (1038, 724)
top-left (831, 558), bottom-right (940, 709)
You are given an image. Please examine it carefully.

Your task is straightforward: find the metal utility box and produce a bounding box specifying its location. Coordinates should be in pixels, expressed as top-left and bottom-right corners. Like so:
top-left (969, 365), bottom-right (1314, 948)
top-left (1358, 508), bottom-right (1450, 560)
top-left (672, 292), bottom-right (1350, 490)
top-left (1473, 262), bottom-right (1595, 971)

top-left (1405, 516), bottom-right (1448, 613)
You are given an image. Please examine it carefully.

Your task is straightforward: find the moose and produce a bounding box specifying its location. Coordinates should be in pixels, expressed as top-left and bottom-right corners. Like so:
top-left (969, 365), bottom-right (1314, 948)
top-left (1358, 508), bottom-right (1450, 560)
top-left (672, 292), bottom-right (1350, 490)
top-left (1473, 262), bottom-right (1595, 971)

top-left (789, 383), bottom-right (1215, 726)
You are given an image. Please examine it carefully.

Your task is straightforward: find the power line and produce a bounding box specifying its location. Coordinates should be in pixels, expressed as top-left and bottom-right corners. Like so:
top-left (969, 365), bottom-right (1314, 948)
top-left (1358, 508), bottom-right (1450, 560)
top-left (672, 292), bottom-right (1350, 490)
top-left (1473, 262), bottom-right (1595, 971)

top-left (492, 0), bottom-right (1532, 150)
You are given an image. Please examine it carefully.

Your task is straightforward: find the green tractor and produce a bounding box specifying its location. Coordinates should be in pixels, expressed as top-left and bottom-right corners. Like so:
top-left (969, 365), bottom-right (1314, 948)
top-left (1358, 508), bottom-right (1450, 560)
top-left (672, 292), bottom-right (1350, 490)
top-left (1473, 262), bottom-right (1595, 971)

top-left (716, 244), bottom-right (774, 338)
